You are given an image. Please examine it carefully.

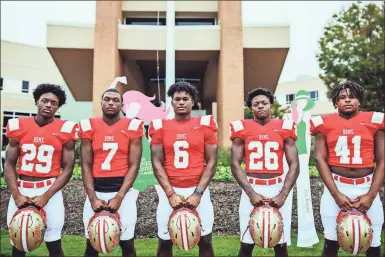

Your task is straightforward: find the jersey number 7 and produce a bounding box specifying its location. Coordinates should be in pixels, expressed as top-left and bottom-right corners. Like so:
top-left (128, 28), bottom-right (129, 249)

top-left (101, 143), bottom-right (118, 170)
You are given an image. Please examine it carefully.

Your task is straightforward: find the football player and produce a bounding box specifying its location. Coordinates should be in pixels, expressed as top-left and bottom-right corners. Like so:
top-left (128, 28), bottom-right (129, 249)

top-left (79, 88), bottom-right (144, 257)
top-left (149, 81), bottom-right (218, 257)
top-left (230, 88), bottom-right (300, 257)
top-left (5, 84), bottom-right (78, 257)
top-left (311, 81), bottom-right (384, 257)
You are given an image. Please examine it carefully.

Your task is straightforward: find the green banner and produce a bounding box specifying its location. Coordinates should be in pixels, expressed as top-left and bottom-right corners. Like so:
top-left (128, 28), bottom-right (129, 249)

top-left (133, 137), bottom-right (159, 192)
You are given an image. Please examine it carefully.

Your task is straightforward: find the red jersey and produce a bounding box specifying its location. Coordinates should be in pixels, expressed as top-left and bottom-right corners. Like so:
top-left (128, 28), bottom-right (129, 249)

top-left (5, 117), bottom-right (78, 178)
top-left (78, 118), bottom-right (144, 178)
top-left (229, 119), bottom-right (297, 174)
top-left (310, 111), bottom-right (384, 168)
top-left (148, 115), bottom-right (218, 188)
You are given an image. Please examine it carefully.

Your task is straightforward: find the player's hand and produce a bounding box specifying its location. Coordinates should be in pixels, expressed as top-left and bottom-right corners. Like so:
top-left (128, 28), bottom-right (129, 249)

top-left (351, 194), bottom-right (374, 213)
top-left (30, 194), bottom-right (50, 209)
top-left (185, 194), bottom-right (201, 210)
top-left (269, 193), bottom-right (287, 209)
top-left (334, 193), bottom-right (353, 212)
top-left (168, 194), bottom-right (185, 209)
top-left (91, 198), bottom-right (107, 212)
top-left (107, 196), bottom-right (123, 213)
top-left (249, 192), bottom-right (265, 207)
top-left (14, 194), bottom-right (32, 209)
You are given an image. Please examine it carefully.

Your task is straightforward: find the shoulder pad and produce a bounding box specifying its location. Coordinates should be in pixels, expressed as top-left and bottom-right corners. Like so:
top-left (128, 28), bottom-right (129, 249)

top-left (60, 121), bottom-right (76, 133)
top-left (152, 119), bottom-right (163, 130)
top-left (200, 115), bottom-right (212, 126)
top-left (8, 118), bottom-right (20, 132)
top-left (230, 120), bottom-right (244, 132)
top-left (371, 112), bottom-right (384, 124)
top-left (128, 119), bottom-right (143, 131)
top-left (282, 119), bottom-right (294, 130)
top-left (80, 119), bottom-right (92, 132)
top-left (311, 116), bottom-right (324, 127)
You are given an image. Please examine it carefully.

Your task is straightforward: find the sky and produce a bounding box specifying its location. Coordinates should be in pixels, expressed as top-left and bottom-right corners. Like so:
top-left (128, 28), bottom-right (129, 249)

top-left (1, 1), bottom-right (382, 83)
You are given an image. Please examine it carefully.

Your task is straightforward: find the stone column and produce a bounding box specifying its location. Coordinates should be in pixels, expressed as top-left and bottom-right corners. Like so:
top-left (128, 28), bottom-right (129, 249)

top-left (217, 1), bottom-right (244, 147)
top-left (93, 1), bottom-right (123, 117)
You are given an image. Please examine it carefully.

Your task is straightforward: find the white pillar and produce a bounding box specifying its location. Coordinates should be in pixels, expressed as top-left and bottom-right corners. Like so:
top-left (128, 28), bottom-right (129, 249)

top-left (165, 0), bottom-right (175, 119)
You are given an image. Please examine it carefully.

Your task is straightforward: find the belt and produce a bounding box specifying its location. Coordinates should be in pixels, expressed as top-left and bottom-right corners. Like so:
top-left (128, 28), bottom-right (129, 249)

top-left (17, 179), bottom-right (53, 188)
top-left (333, 175), bottom-right (371, 185)
top-left (248, 177), bottom-right (283, 186)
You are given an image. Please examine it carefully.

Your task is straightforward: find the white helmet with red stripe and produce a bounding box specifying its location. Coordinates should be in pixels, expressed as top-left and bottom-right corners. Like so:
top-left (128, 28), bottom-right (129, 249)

top-left (336, 210), bottom-right (373, 255)
top-left (168, 208), bottom-right (201, 251)
top-left (9, 206), bottom-right (47, 252)
top-left (249, 205), bottom-right (283, 248)
top-left (87, 211), bottom-right (121, 254)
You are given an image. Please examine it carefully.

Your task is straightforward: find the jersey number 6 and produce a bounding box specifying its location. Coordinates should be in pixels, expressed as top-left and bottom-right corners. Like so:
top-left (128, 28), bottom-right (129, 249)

top-left (174, 140), bottom-right (189, 169)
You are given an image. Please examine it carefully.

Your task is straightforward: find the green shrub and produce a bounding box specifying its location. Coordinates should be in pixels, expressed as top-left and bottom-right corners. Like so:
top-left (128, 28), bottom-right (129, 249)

top-left (217, 147), bottom-right (231, 167)
top-left (309, 166), bottom-right (319, 177)
top-left (1, 177), bottom-right (7, 189)
top-left (72, 163), bottom-right (82, 180)
top-left (213, 166), bottom-right (234, 182)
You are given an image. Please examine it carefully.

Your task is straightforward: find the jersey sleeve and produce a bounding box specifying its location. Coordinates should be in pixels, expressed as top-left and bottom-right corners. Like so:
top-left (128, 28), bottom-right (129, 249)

top-left (310, 115), bottom-right (326, 136)
top-left (229, 120), bottom-right (245, 141)
top-left (60, 121), bottom-right (79, 143)
top-left (5, 118), bottom-right (24, 142)
top-left (200, 115), bottom-right (218, 145)
top-left (148, 119), bottom-right (163, 145)
top-left (366, 112), bottom-right (384, 134)
top-left (79, 119), bottom-right (94, 140)
top-left (278, 120), bottom-right (298, 141)
top-left (128, 118), bottom-right (144, 139)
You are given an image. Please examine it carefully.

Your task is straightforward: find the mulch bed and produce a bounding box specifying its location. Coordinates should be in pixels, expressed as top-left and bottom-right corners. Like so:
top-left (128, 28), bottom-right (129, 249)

top-left (1, 178), bottom-right (383, 238)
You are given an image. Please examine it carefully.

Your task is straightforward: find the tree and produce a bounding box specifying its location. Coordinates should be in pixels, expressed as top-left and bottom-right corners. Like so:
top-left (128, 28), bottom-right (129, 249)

top-left (317, 2), bottom-right (384, 112)
top-left (244, 100), bottom-right (290, 119)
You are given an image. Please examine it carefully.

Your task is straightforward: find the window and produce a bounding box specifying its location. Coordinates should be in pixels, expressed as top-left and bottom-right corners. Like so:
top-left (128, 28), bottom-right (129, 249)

top-left (22, 81), bottom-right (29, 93)
top-left (125, 18), bottom-right (166, 25)
top-left (308, 90), bottom-right (319, 101)
top-left (286, 94), bottom-right (295, 104)
top-left (125, 17), bottom-right (216, 26)
top-left (0, 78), bottom-right (3, 91)
top-left (175, 18), bottom-right (215, 26)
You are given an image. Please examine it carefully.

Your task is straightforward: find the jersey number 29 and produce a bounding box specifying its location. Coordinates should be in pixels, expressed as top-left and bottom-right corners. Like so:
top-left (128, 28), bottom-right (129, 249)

top-left (21, 144), bottom-right (54, 173)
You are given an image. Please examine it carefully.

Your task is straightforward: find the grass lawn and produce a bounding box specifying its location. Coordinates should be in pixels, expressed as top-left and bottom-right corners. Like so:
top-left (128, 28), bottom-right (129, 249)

top-left (1, 231), bottom-right (381, 256)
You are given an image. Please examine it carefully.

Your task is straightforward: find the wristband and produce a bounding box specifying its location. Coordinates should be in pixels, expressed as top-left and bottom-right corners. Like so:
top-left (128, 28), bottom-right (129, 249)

top-left (193, 188), bottom-right (204, 196)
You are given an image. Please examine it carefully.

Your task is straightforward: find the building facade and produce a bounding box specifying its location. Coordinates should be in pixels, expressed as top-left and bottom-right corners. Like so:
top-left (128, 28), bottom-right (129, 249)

top-left (275, 77), bottom-right (337, 116)
top-left (0, 40), bottom-right (92, 147)
top-left (46, 1), bottom-right (290, 146)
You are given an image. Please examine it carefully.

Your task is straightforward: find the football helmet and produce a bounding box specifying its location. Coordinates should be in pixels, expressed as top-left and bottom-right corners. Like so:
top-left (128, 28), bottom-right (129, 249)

top-left (336, 210), bottom-right (373, 255)
top-left (9, 206), bottom-right (47, 252)
top-left (168, 208), bottom-right (201, 251)
top-left (87, 211), bottom-right (121, 254)
top-left (249, 205), bottom-right (283, 248)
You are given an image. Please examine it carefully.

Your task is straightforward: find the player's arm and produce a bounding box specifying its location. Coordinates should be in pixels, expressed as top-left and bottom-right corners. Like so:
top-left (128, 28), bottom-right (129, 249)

top-left (231, 137), bottom-right (265, 206)
top-left (197, 144), bottom-right (218, 191)
top-left (32, 140), bottom-right (75, 208)
top-left (269, 137), bottom-right (299, 209)
top-left (107, 137), bottom-right (142, 213)
top-left (314, 132), bottom-right (353, 211)
top-left (353, 129), bottom-right (384, 212)
top-left (151, 144), bottom-right (184, 209)
top-left (4, 138), bottom-right (30, 208)
top-left (185, 144), bottom-right (218, 210)
top-left (80, 138), bottom-right (106, 212)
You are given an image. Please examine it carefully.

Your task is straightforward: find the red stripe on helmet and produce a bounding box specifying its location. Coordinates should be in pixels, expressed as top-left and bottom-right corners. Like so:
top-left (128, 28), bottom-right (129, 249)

top-left (25, 214), bottom-right (30, 252)
top-left (20, 214), bottom-right (24, 251)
